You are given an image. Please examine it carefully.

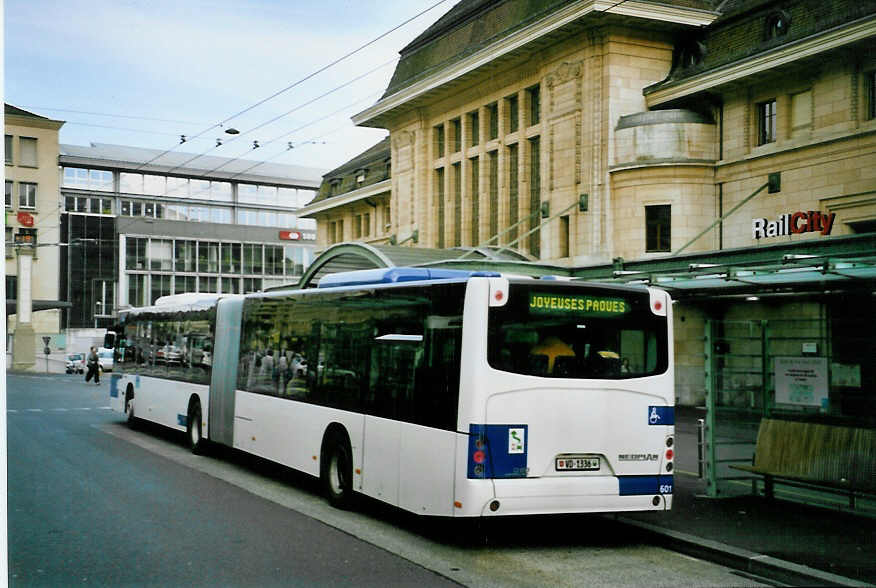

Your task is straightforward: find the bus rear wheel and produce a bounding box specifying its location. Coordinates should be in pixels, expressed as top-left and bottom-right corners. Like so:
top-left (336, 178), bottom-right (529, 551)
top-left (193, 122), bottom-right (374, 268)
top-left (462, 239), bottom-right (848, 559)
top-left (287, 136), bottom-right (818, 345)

top-left (187, 400), bottom-right (206, 455)
top-left (322, 432), bottom-right (353, 509)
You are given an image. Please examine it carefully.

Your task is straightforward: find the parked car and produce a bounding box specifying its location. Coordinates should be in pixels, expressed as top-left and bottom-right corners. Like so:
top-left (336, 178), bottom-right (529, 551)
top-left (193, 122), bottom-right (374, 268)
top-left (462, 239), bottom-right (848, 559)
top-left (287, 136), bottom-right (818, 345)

top-left (97, 348), bottom-right (114, 372)
top-left (65, 353), bottom-right (85, 374)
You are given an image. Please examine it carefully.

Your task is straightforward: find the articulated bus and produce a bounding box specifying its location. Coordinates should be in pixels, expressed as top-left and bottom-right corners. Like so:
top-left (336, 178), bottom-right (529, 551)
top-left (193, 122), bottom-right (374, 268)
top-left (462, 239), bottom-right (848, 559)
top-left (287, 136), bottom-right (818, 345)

top-left (108, 267), bottom-right (675, 517)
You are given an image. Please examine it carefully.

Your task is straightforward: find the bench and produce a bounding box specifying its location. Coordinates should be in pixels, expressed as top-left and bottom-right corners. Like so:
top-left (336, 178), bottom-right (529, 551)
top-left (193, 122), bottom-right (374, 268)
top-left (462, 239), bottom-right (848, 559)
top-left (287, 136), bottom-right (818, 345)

top-left (730, 418), bottom-right (876, 509)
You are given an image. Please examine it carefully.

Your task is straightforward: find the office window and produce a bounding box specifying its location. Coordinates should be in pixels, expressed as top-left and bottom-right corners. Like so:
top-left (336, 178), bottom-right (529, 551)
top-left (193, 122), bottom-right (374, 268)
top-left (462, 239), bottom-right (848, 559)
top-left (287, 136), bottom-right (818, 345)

top-left (198, 241), bottom-right (220, 273)
top-left (5, 135), bottom-right (12, 164)
top-left (221, 243), bottom-right (242, 274)
top-left (363, 212), bottom-right (370, 238)
top-left (175, 240), bottom-right (197, 272)
top-left (175, 275), bottom-right (196, 294)
top-left (354, 214), bottom-right (362, 239)
top-left (126, 237), bottom-right (147, 270)
top-left (488, 103), bottom-right (499, 140)
top-left (5, 181), bottom-right (12, 208)
top-left (211, 207), bottom-right (232, 224)
top-left (19, 137), bottom-right (37, 167)
top-left (434, 124), bottom-right (445, 158)
top-left (507, 94), bottom-right (519, 133)
top-left (166, 176), bottom-right (189, 198)
top-left (198, 276), bottom-right (217, 294)
top-left (527, 85), bottom-right (541, 126)
top-left (143, 174), bottom-right (166, 196)
top-left (90, 169), bottom-right (113, 191)
top-left (243, 243), bottom-right (263, 274)
top-left (6, 228), bottom-right (13, 249)
top-left (148, 239), bottom-right (173, 271)
top-left (469, 111), bottom-right (479, 147)
top-left (757, 99), bottom-right (777, 145)
top-left (119, 172), bottom-right (144, 194)
top-left (646, 205), bottom-right (671, 252)
top-left (265, 245), bottom-right (284, 276)
top-left (18, 183), bottom-right (36, 209)
top-left (451, 118), bottom-right (461, 153)
top-left (211, 181), bottom-right (232, 202)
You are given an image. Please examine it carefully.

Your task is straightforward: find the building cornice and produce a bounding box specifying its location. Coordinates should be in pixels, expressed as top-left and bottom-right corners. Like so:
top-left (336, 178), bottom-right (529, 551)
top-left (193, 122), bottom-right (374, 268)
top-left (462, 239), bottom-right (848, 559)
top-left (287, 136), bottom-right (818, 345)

top-left (645, 15), bottom-right (876, 107)
top-left (5, 113), bottom-right (64, 131)
top-left (353, 0), bottom-right (717, 127)
top-left (298, 179), bottom-right (391, 218)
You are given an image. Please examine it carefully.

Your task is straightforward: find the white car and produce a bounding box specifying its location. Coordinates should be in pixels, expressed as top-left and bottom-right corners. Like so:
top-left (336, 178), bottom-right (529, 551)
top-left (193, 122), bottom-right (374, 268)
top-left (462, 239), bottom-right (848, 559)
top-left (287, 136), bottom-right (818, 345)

top-left (97, 348), bottom-right (114, 372)
top-left (65, 353), bottom-right (85, 374)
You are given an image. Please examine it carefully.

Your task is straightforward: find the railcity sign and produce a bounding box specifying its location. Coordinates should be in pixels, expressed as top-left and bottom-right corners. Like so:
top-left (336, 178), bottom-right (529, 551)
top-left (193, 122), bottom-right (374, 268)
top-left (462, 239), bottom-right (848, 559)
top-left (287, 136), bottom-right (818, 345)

top-left (752, 210), bottom-right (836, 240)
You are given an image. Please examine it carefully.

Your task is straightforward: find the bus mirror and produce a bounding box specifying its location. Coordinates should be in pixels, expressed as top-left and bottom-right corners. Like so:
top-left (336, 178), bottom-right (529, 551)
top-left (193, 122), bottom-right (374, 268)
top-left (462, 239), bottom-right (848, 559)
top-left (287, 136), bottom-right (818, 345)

top-left (104, 331), bottom-right (116, 349)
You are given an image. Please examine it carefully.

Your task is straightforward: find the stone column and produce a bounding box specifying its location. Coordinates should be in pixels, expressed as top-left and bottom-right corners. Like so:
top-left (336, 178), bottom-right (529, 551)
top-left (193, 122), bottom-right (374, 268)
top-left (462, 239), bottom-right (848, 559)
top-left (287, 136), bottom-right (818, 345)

top-left (12, 245), bottom-right (36, 370)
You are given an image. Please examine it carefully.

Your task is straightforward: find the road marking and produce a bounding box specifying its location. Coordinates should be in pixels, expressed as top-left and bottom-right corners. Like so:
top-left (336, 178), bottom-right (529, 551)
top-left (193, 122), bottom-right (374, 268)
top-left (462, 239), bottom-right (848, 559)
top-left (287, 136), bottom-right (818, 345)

top-left (8, 407), bottom-right (112, 413)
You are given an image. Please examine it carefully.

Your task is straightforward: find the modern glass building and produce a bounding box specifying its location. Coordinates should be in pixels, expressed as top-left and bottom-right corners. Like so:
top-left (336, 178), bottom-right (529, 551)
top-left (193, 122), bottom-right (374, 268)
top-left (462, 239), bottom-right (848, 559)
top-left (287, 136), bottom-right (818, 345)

top-left (59, 143), bottom-right (323, 329)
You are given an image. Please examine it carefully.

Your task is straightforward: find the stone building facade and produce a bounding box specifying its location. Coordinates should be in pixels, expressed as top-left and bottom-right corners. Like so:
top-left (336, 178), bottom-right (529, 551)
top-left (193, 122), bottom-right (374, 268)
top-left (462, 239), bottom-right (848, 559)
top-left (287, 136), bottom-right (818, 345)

top-left (5, 104), bottom-right (65, 366)
top-left (302, 0), bottom-right (875, 411)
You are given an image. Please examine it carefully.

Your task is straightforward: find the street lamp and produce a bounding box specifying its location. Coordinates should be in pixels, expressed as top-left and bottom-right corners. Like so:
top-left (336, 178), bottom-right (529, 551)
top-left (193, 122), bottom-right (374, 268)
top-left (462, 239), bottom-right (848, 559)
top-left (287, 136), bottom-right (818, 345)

top-left (94, 301), bottom-right (102, 329)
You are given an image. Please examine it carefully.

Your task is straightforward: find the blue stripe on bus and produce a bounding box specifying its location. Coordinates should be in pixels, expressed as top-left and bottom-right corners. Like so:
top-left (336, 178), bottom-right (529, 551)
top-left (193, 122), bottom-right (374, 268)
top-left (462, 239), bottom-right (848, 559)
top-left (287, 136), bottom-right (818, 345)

top-left (109, 374), bottom-right (120, 398)
top-left (618, 475), bottom-right (673, 495)
top-left (177, 414), bottom-right (187, 427)
top-left (648, 406), bottom-right (674, 425)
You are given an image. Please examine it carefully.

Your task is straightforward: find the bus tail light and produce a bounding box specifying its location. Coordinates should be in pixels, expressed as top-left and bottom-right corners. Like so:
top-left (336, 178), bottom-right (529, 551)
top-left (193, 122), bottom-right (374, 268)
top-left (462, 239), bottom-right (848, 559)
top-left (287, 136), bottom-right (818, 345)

top-left (665, 437), bottom-right (674, 472)
top-left (648, 288), bottom-right (669, 316)
top-left (467, 424), bottom-right (528, 479)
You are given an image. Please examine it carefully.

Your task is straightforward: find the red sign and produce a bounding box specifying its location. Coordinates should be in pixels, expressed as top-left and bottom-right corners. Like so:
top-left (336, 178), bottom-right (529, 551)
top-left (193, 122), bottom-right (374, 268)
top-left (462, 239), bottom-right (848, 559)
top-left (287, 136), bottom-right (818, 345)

top-left (17, 212), bottom-right (34, 227)
top-left (279, 230), bottom-right (302, 241)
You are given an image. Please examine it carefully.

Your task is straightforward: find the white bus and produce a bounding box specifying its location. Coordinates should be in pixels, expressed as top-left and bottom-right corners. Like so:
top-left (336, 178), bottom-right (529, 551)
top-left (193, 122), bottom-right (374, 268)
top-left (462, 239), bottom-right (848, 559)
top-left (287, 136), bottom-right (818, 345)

top-left (109, 267), bottom-right (674, 517)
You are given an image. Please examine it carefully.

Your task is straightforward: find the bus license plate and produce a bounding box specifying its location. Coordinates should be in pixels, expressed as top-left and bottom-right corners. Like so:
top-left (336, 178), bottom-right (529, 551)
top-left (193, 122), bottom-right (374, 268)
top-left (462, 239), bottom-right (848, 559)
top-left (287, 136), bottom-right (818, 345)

top-left (556, 457), bottom-right (600, 471)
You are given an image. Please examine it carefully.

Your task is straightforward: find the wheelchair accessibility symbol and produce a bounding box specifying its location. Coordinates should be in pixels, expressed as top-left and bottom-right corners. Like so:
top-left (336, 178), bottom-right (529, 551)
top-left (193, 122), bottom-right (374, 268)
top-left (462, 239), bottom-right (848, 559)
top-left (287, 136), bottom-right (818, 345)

top-left (649, 407), bottom-right (661, 424)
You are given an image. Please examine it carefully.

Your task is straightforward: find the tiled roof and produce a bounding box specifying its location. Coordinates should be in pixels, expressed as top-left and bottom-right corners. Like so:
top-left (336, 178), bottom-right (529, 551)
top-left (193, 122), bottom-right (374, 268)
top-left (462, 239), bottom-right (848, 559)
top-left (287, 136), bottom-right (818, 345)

top-left (383, 0), bottom-right (720, 99)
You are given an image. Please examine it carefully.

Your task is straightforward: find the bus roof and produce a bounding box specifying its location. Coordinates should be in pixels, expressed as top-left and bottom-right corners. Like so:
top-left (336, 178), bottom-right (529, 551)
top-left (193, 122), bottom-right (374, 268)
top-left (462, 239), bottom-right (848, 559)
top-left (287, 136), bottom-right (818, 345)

top-left (317, 267), bottom-right (501, 289)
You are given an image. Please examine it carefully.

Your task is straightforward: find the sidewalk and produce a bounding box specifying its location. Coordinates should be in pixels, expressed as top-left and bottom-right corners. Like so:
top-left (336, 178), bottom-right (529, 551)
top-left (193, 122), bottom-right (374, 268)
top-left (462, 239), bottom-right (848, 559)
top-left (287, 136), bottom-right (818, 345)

top-left (618, 407), bottom-right (876, 586)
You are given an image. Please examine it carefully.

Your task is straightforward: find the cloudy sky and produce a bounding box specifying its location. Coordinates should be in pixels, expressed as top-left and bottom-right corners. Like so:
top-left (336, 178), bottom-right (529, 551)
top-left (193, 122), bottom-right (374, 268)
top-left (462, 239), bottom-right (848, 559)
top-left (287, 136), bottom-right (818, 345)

top-left (4, 0), bottom-right (451, 173)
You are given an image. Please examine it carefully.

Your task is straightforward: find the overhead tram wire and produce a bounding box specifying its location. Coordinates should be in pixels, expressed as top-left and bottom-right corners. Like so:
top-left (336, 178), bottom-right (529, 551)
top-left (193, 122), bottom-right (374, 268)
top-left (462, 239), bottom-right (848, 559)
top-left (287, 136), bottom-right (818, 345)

top-left (189, 90), bottom-right (385, 184)
top-left (165, 0), bottom-right (638, 198)
top-left (132, 0), bottom-right (452, 173)
top-left (163, 58), bottom-right (398, 176)
top-left (18, 106), bottom-right (206, 126)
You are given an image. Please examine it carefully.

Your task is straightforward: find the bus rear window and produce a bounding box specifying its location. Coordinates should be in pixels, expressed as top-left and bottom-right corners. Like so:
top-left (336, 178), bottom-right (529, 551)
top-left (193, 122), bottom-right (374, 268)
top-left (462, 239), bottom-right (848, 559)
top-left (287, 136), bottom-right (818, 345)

top-left (487, 284), bottom-right (668, 379)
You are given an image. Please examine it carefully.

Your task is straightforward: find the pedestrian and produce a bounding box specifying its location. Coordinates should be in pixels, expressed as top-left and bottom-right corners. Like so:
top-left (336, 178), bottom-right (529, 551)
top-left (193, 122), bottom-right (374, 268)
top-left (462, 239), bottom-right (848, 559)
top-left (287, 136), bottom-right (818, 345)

top-left (85, 346), bottom-right (101, 385)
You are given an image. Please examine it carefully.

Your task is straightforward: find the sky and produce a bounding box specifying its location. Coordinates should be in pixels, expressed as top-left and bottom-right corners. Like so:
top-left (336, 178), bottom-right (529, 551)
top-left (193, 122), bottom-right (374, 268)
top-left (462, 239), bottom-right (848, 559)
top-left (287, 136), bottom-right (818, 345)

top-left (4, 0), bottom-right (453, 175)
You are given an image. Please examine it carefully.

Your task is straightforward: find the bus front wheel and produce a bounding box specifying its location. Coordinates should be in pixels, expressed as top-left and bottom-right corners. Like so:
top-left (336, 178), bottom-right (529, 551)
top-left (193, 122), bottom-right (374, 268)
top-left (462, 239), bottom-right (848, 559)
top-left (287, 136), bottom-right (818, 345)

top-left (187, 399), bottom-right (207, 455)
top-left (321, 432), bottom-right (353, 509)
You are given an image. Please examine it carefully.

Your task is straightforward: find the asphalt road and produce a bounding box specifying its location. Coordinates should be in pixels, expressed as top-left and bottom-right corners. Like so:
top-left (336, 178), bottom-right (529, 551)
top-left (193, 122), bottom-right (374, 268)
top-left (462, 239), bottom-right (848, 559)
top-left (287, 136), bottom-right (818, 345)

top-left (7, 373), bottom-right (767, 587)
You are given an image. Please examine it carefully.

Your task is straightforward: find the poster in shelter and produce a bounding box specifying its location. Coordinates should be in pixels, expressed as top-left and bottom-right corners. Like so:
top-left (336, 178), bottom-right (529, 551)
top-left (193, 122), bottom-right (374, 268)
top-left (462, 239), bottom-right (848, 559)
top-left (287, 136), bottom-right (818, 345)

top-left (774, 356), bottom-right (828, 407)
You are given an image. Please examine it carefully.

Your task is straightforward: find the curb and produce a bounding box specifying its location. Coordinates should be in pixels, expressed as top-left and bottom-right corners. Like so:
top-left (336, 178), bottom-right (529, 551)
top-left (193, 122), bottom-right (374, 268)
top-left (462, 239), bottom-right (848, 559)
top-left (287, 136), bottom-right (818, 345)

top-left (615, 516), bottom-right (871, 587)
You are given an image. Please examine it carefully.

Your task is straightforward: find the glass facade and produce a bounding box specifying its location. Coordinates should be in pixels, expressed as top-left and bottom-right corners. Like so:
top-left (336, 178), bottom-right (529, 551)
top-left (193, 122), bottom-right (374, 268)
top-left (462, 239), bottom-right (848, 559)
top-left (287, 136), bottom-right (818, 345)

top-left (60, 164), bottom-right (318, 327)
top-left (124, 236), bottom-right (314, 306)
